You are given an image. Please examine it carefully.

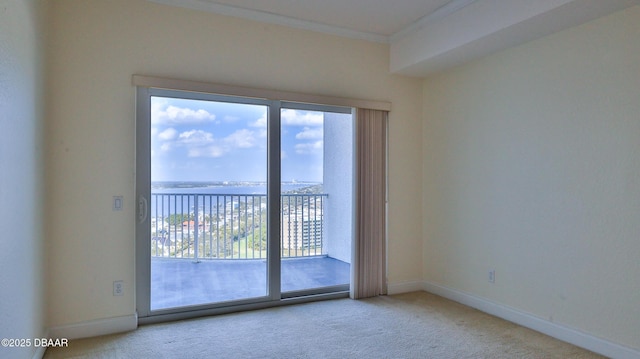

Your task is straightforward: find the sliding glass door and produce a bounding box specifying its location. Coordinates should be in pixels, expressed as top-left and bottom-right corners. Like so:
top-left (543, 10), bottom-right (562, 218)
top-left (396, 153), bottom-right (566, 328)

top-left (136, 87), bottom-right (352, 318)
top-left (280, 106), bottom-right (352, 296)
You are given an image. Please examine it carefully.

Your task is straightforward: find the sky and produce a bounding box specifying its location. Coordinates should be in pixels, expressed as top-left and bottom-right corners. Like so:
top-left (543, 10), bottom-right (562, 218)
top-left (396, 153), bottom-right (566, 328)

top-left (151, 96), bottom-right (326, 183)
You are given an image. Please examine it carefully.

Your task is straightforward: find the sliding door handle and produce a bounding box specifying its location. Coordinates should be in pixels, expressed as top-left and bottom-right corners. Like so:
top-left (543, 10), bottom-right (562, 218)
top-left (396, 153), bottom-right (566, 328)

top-left (138, 195), bottom-right (148, 223)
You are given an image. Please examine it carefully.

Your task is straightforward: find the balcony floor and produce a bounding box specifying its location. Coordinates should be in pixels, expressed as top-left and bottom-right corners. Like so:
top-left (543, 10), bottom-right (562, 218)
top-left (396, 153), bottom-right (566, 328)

top-left (151, 256), bottom-right (350, 310)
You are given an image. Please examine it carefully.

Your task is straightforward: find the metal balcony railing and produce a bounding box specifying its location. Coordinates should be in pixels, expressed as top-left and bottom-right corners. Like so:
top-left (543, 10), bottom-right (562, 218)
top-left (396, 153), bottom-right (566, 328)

top-left (150, 193), bottom-right (327, 260)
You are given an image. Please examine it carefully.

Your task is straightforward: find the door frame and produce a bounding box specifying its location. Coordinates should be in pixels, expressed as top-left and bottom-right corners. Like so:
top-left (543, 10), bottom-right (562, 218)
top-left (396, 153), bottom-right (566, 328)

top-left (135, 84), bottom-right (353, 324)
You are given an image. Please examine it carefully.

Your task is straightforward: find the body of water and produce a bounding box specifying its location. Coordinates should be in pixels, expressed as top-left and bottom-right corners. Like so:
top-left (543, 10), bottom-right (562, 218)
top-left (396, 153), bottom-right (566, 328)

top-left (151, 183), bottom-right (314, 195)
top-left (149, 183), bottom-right (319, 219)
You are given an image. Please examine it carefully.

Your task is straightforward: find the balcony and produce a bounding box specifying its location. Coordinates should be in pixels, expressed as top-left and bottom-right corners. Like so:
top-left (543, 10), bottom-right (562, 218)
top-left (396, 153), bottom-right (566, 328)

top-left (150, 193), bottom-right (330, 260)
top-left (149, 192), bottom-right (350, 310)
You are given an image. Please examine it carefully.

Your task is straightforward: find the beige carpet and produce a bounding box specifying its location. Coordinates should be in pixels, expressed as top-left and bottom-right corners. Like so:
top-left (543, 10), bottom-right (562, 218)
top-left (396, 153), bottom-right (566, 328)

top-left (44, 292), bottom-right (605, 358)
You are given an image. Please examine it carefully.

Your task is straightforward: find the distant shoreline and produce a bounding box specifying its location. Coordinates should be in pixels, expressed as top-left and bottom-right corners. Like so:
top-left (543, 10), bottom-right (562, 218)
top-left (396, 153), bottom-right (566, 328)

top-left (151, 182), bottom-right (323, 195)
top-left (152, 181), bottom-right (317, 189)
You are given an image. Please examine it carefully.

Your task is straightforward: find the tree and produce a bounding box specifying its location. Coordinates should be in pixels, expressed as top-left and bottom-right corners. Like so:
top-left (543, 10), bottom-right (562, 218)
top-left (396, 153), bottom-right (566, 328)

top-left (166, 213), bottom-right (193, 226)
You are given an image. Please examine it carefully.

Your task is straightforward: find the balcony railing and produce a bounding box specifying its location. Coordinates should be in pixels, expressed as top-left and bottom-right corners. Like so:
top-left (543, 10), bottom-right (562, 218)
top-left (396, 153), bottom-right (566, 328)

top-left (150, 193), bottom-right (327, 260)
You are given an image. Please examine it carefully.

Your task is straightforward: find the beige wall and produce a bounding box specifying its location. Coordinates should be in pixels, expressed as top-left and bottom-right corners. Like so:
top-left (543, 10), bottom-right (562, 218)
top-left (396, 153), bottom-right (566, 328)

top-left (46, 0), bottom-right (423, 328)
top-left (21, 0), bottom-right (640, 352)
top-left (423, 5), bottom-right (640, 350)
top-left (0, 0), bottom-right (47, 358)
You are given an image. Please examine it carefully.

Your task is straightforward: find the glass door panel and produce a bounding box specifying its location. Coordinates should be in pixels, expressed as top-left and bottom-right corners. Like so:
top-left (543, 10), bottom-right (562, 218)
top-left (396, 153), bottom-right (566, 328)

top-left (149, 95), bottom-right (269, 310)
top-left (280, 107), bottom-right (352, 294)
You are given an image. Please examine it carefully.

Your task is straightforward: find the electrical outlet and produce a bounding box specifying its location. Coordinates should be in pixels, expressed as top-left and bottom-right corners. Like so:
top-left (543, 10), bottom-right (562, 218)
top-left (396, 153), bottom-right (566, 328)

top-left (113, 280), bottom-right (124, 296)
top-left (488, 270), bottom-right (496, 284)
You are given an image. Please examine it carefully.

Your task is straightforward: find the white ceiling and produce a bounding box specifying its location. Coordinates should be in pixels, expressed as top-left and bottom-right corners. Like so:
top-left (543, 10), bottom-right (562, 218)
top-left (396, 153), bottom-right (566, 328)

top-left (150, 0), bottom-right (479, 43)
top-left (150, 0), bottom-right (639, 77)
top-left (198, 0), bottom-right (454, 37)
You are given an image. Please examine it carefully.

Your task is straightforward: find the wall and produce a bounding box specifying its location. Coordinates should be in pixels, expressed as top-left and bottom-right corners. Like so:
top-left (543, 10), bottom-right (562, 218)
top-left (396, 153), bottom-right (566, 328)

top-left (423, 5), bottom-right (640, 352)
top-left (0, 0), bottom-right (47, 358)
top-left (46, 0), bottom-right (422, 333)
top-left (324, 112), bottom-right (353, 264)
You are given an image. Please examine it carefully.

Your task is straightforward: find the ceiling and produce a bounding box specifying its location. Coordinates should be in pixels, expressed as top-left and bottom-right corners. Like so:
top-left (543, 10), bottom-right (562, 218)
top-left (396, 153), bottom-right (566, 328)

top-left (195, 0), bottom-right (459, 38)
top-left (150, 0), bottom-right (477, 43)
top-left (150, 0), bottom-right (639, 77)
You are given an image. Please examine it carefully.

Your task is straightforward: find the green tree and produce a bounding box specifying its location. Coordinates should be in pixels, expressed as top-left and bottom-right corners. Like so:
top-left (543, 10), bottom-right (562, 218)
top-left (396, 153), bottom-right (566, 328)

top-left (166, 213), bottom-right (193, 226)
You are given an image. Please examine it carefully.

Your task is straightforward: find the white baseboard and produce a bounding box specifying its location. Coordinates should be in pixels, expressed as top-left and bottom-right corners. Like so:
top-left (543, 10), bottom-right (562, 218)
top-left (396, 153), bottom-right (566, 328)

top-left (31, 329), bottom-right (49, 359)
top-left (386, 280), bottom-right (425, 295)
top-left (48, 313), bottom-right (138, 340)
top-left (420, 281), bottom-right (640, 359)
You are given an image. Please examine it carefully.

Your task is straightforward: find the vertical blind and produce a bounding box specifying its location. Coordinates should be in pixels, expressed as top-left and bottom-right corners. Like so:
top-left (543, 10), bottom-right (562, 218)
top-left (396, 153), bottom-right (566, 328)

top-left (352, 108), bottom-right (388, 299)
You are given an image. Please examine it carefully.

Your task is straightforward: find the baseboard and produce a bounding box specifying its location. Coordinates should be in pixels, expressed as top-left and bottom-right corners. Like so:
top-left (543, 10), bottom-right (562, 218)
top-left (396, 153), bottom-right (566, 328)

top-left (31, 328), bottom-right (49, 359)
top-left (421, 281), bottom-right (640, 359)
top-left (386, 280), bottom-right (425, 295)
top-left (48, 313), bottom-right (138, 340)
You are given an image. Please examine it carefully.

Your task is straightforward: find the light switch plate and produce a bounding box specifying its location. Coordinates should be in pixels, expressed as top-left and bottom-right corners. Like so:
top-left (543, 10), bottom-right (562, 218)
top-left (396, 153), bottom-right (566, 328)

top-left (113, 196), bottom-right (123, 211)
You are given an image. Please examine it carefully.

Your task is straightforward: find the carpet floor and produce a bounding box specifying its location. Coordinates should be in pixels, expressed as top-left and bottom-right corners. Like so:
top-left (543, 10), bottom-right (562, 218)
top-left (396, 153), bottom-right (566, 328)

top-left (44, 292), bottom-right (605, 358)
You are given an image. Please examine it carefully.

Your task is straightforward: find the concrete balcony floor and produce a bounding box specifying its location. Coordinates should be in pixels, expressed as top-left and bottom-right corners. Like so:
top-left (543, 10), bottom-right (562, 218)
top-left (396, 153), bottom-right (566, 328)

top-left (151, 256), bottom-right (350, 310)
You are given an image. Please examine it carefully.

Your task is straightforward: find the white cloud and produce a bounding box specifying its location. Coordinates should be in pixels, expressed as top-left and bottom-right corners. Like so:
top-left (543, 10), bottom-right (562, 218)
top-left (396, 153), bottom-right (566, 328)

top-left (223, 115), bottom-right (240, 123)
top-left (187, 146), bottom-right (225, 158)
top-left (224, 129), bottom-right (256, 148)
top-left (249, 114), bottom-right (267, 128)
top-left (282, 109), bottom-right (323, 126)
top-left (160, 143), bottom-right (172, 152)
top-left (152, 105), bottom-right (216, 125)
top-left (159, 128), bottom-right (261, 158)
top-left (178, 130), bottom-right (214, 145)
top-left (249, 110), bottom-right (323, 128)
top-left (295, 126), bottom-right (323, 140)
top-left (158, 128), bottom-right (178, 141)
top-left (295, 140), bottom-right (323, 155)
